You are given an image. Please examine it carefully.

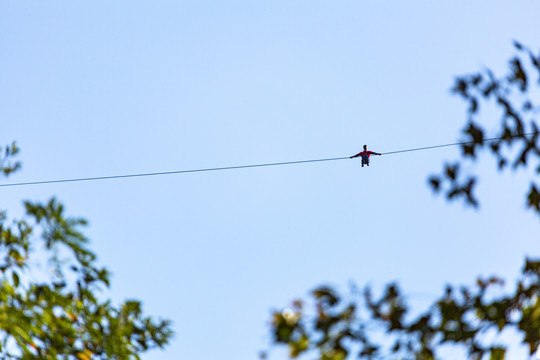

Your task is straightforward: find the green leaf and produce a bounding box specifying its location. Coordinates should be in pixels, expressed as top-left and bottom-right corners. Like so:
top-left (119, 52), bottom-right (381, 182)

top-left (489, 347), bottom-right (506, 360)
top-left (527, 185), bottom-right (540, 211)
top-left (429, 176), bottom-right (441, 191)
top-left (12, 272), bottom-right (19, 288)
top-left (509, 57), bottom-right (527, 91)
top-left (312, 286), bottom-right (340, 306)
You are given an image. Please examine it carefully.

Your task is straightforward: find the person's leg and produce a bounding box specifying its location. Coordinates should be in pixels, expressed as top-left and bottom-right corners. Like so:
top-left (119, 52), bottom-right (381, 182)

top-left (362, 156), bottom-right (369, 167)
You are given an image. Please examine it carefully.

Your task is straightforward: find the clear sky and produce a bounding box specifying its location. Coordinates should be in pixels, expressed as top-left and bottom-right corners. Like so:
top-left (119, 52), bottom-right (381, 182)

top-left (1, 1), bottom-right (539, 359)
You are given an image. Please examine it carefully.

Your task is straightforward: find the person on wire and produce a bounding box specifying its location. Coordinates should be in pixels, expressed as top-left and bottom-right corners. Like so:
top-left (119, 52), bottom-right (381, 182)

top-left (350, 145), bottom-right (382, 167)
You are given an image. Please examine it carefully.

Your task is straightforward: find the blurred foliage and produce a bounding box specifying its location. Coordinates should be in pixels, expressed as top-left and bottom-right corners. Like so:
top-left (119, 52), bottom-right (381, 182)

top-left (429, 41), bottom-right (540, 214)
top-left (267, 44), bottom-right (540, 359)
top-left (0, 149), bottom-right (172, 359)
top-left (0, 142), bottom-right (21, 177)
top-left (268, 260), bottom-right (539, 359)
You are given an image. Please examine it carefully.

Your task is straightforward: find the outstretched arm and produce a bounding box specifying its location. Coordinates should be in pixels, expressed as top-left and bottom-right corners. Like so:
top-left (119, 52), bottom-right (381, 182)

top-left (350, 152), bottom-right (362, 159)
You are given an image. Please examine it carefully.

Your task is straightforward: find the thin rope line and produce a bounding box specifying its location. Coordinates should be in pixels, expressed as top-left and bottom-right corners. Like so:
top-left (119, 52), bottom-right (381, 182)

top-left (381, 132), bottom-right (537, 155)
top-left (382, 141), bottom-right (470, 155)
top-left (0, 132), bottom-right (537, 188)
top-left (0, 157), bottom-right (349, 187)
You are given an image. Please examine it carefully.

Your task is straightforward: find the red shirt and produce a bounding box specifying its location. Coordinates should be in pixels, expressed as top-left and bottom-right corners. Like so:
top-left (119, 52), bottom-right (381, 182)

top-left (359, 151), bottom-right (378, 158)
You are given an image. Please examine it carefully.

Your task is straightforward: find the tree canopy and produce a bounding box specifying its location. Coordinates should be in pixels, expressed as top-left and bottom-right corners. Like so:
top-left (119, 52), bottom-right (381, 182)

top-left (266, 43), bottom-right (540, 360)
top-left (0, 146), bottom-right (172, 359)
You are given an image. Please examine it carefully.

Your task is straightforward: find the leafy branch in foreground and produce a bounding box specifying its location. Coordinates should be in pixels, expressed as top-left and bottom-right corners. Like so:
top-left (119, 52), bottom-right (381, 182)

top-left (0, 145), bottom-right (173, 359)
top-left (430, 42), bottom-right (540, 214)
top-left (268, 259), bottom-right (539, 360)
top-left (0, 142), bottom-right (21, 177)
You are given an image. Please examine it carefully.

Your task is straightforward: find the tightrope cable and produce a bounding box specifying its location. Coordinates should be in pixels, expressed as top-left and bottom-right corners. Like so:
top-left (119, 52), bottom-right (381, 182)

top-left (0, 132), bottom-right (537, 188)
top-left (382, 137), bottom-right (497, 155)
top-left (381, 132), bottom-right (537, 155)
top-left (0, 157), bottom-right (349, 188)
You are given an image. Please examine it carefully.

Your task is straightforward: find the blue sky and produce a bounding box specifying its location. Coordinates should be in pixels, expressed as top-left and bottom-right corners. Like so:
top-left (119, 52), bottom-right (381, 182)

top-left (1, 1), bottom-right (539, 359)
